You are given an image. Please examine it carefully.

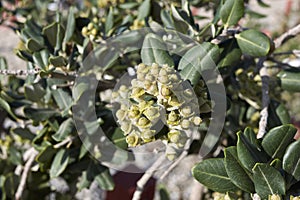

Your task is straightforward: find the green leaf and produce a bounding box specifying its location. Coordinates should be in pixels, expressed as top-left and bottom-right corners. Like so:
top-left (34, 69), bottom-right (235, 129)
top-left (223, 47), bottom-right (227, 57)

top-left (33, 49), bottom-right (50, 71)
top-left (192, 158), bottom-right (239, 193)
top-left (277, 70), bottom-right (300, 92)
top-left (63, 6), bottom-right (76, 43)
top-left (137, 0), bottom-right (151, 20)
top-left (77, 171), bottom-right (91, 191)
top-left (36, 145), bottom-right (57, 171)
top-left (237, 130), bottom-right (268, 172)
top-left (24, 107), bottom-right (59, 122)
top-left (178, 43), bottom-right (219, 85)
top-left (50, 149), bottom-right (70, 178)
top-left (252, 163), bottom-right (285, 199)
top-left (73, 81), bottom-right (89, 102)
top-left (11, 127), bottom-right (35, 140)
top-left (119, 2), bottom-right (139, 9)
top-left (42, 22), bottom-right (65, 50)
top-left (262, 124), bottom-right (297, 159)
top-left (141, 33), bottom-right (174, 66)
top-left (158, 184), bottom-right (170, 200)
top-left (224, 146), bottom-right (255, 193)
top-left (87, 162), bottom-right (115, 191)
top-left (26, 38), bottom-right (43, 52)
top-left (108, 128), bottom-right (127, 149)
top-left (105, 7), bottom-right (114, 35)
top-left (0, 97), bottom-right (18, 121)
top-left (161, 10), bottom-right (174, 29)
top-left (3, 173), bottom-right (19, 199)
top-left (235, 29), bottom-right (271, 57)
top-left (171, 5), bottom-right (193, 35)
top-left (52, 118), bottom-right (74, 142)
top-left (283, 139), bottom-right (300, 181)
top-left (220, 0), bottom-right (244, 27)
top-left (218, 39), bottom-right (242, 68)
top-left (49, 56), bottom-right (67, 67)
top-left (52, 88), bottom-right (72, 115)
top-left (24, 83), bottom-right (46, 102)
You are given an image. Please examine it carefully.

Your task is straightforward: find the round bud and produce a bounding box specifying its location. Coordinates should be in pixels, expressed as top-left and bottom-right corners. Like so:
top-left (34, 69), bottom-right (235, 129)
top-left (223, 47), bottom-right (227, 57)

top-left (87, 22), bottom-right (94, 30)
top-left (168, 130), bottom-right (181, 143)
top-left (126, 133), bottom-right (139, 147)
top-left (161, 86), bottom-right (172, 97)
top-left (181, 119), bottom-right (190, 129)
top-left (159, 68), bottom-right (168, 77)
top-left (137, 117), bottom-right (150, 128)
top-left (158, 75), bottom-right (169, 84)
top-left (193, 116), bottom-right (202, 126)
top-left (91, 28), bottom-right (98, 36)
top-left (116, 109), bottom-right (126, 121)
top-left (181, 106), bottom-right (193, 117)
top-left (81, 27), bottom-right (88, 35)
top-left (120, 122), bottom-right (132, 134)
top-left (168, 111), bottom-right (179, 122)
top-left (92, 17), bottom-right (99, 23)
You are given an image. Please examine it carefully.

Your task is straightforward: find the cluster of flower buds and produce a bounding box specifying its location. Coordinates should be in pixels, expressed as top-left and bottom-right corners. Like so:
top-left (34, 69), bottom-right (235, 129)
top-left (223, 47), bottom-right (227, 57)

top-left (81, 17), bottom-right (105, 41)
top-left (112, 63), bottom-right (205, 160)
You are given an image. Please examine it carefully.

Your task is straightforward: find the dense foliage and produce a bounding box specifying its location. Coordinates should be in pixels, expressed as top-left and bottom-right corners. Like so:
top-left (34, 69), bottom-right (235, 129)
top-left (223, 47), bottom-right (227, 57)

top-left (0, 0), bottom-right (300, 199)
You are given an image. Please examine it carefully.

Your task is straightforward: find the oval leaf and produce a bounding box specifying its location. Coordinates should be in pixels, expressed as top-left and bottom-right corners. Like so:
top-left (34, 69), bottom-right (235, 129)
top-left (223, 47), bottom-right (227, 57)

top-left (252, 163), bottom-right (286, 199)
top-left (50, 149), bottom-right (70, 178)
top-left (141, 33), bottom-right (174, 66)
top-left (224, 146), bottom-right (255, 193)
top-left (220, 0), bottom-right (244, 27)
top-left (283, 139), bottom-right (300, 181)
top-left (235, 29), bottom-right (271, 57)
top-left (178, 43), bottom-right (219, 85)
top-left (262, 124), bottom-right (297, 159)
top-left (52, 118), bottom-right (74, 142)
top-left (192, 158), bottom-right (239, 193)
top-left (277, 70), bottom-right (300, 92)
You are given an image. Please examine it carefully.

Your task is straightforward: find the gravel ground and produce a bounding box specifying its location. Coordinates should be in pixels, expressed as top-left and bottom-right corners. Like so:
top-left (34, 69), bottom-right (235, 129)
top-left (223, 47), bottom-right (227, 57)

top-left (0, 26), bottom-right (26, 70)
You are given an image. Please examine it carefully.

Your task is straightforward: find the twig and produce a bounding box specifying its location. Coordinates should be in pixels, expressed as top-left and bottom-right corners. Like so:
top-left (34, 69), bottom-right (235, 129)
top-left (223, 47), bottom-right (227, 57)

top-left (274, 24), bottom-right (300, 48)
top-left (15, 148), bottom-right (38, 200)
top-left (257, 57), bottom-right (269, 139)
top-left (0, 69), bottom-right (40, 76)
top-left (132, 155), bottom-right (166, 200)
top-left (53, 136), bottom-right (74, 149)
top-left (159, 138), bottom-right (193, 181)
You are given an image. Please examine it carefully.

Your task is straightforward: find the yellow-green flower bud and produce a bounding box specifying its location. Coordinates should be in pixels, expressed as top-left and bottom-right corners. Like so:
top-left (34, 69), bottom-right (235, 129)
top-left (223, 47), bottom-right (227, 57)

top-left (91, 28), bottom-right (98, 36)
top-left (131, 87), bottom-right (145, 99)
top-left (128, 105), bottom-right (140, 119)
top-left (183, 89), bottom-right (194, 99)
top-left (167, 111), bottom-right (180, 125)
top-left (92, 17), bottom-right (99, 23)
top-left (158, 75), bottom-right (169, 84)
top-left (137, 117), bottom-right (151, 128)
top-left (165, 143), bottom-right (180, 161)
top-left (192, 116), bottom-right (202, 126)
top-left (168, 95), bottom-right (182, 107)
top-left (116, 109), bottom-right (126, 121)
top-left (143, 107), bottom-right (160, 121)
top-left (142, 130), bottom-right (155, 142)
top-left (120, 122), bottom-right (132, 135)
top-left (161, 85), bottom-right (172, 97)
top-left (168, 130), bottom-right (181, 143)
top-left (268, 194), bottom-right (281, 200)
top-left (81, 27), bottom-right (88, 36)
top-left (87, 22), bottom-right (94, 30)
top-left (159, 68), bottom-right (168, 76)
top-left (150, 63), bottom-right (160, 75)
top-left (145, 74), bottom-right (155, 82)
top-left (137, 63), bottom-right (148, 73)
top-left (181, 119), bottom-right (190, 129)
top-left (148, 84), bottom-right (158, 96)
top-left (126, 133), bottom-right (139, 147)
top-left (180, 106), bottom-right (193, 117)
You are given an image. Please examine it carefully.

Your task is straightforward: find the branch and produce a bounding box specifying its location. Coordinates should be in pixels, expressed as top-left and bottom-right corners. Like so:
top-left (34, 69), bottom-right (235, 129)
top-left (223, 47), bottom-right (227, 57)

top-left (132, 155), bottom-right (166, 200)
top-left (159, 138), bottom-right (193, 181)
top-left (274, 24), bottom-right (300, 48)
top-left (257, 57), bottom-right (269, 139)
top-left (53, 136), bottom-right (74, 149)
top-left (15, 148), bottom-right (38, 200)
